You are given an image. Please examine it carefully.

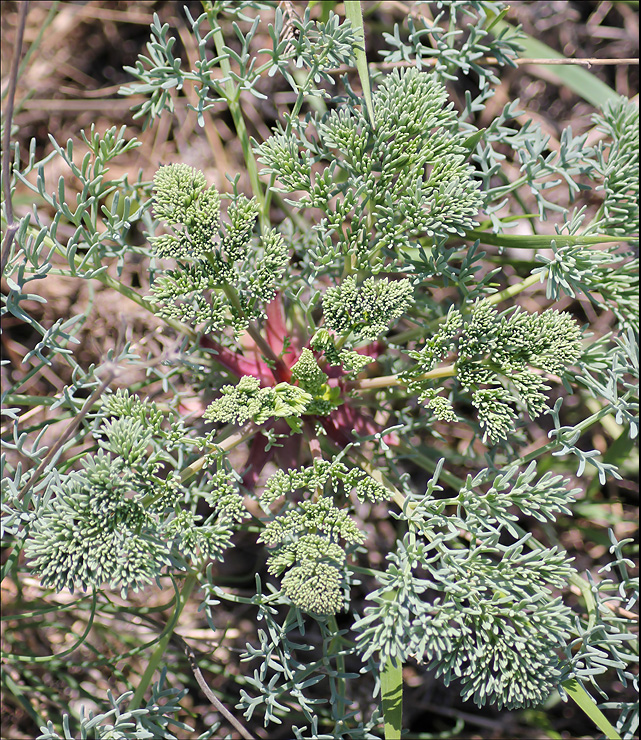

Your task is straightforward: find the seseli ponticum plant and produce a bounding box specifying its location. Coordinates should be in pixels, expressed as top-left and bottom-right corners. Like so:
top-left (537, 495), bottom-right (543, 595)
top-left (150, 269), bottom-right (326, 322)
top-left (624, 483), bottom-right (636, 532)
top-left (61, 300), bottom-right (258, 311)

top-left (2, 2), bottom-right (638, 739)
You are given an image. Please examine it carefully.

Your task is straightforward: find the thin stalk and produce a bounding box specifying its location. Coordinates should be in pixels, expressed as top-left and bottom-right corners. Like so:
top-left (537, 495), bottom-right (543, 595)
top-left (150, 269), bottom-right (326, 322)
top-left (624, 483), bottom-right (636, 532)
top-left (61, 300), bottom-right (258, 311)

top-left (2, 671), bottom-right (48, 731)
top-left (17, 370), bottom-right (115, 503)
top-left (380, 631), bottom-right (403, 739)
top-left (348, 363), bottom-right (457, 392)
top-left (486, 271), bottom-right (545, 305)
top-left (387, 323), bottom-right (425, 345)
top-left (207, 8), bottom-right (266, 227)
top-left (485, 404), bottom-right (614, 475)
top-left (327, 614), bottom-right (347, 726)
top-left (395, 445), bottom-right (466, 491)
top-left (220, 283), bottom-right (288, 379)
top-left (2, 591), bottom-right (98, 663)
top-left (263, 65), bottom-right (318, 218)
top-left (344, 1), bottom-right (376, 128)
top-left (129, 573), bottom-right (198, 710)
top-left (1, 0), bottom-right (28, 275)
top-left (563, 680), bottom-right (621, 740)
top-left (463, 229), bottom-right (634, 248)
top-left (398, 404), bottom-right (613, 491)
top-left (179, 421), bottom-right (260, 485)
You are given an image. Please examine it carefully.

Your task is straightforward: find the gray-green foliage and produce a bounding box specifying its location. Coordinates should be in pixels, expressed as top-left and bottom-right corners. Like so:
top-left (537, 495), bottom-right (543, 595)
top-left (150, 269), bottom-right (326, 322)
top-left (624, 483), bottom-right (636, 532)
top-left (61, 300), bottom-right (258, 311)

top-left (36, 671), bottom-right (197, 740)
top-left (354, 462), bottom-right (579, 711)
top-left (25, 390), bottom-right (248, 593)
top-left (403, 300), bottom-right (583, 442)
top-left (257, 66), bottom-right (484, 274)
top-left (2, 1), bottom-right (638, 739)
top-left (149, 164), bottom-right (289, 335)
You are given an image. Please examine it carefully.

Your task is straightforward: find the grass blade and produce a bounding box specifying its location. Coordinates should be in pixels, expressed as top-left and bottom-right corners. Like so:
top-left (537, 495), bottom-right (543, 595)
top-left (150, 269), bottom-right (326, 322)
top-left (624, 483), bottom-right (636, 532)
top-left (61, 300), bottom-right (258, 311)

top-left (379, 591), bottom-right (403, 739)
top-left (489, 18), bottom-right (620, 108)
top-left (344, 0), bottom-right (376, 128)
top-left (381, 656), bottom-right (403, 739)
top-left (563, 679), bottom-right (622, 740)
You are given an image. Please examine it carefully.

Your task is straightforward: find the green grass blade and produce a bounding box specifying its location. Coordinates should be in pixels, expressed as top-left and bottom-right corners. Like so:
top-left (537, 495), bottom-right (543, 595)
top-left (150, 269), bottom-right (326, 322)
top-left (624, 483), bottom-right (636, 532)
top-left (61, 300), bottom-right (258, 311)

top-left (381, 656), bottom-right (403, 739)
top-left (489, 19), bottom-right (619, 108)
top-left (344, 1), bottom-right (376, 128)
top-left (463, 229), bottom-right (632, 248)
top-left (563, 679), bottom-right (622, 740)
top-left (2, 672), bottom-right (48, 730)
top-left (379, 591), bottom-right (403, 739)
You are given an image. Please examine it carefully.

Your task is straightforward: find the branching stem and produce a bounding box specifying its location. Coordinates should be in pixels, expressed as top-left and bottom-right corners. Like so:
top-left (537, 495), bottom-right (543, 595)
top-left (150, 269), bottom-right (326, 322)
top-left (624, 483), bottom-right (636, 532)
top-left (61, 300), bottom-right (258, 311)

top-left (348, 363), bottom-right (457, 392)
top-left (129, 573), bottom-right (198, 711)
top-left (179, 421), bottom-right (261, 484)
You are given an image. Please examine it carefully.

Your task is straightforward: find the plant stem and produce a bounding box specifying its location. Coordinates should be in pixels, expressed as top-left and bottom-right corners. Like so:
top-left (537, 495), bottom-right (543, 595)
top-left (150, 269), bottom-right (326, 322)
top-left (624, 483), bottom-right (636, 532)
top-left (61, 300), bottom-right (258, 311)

top-left (348, 363), bottom-right (457, 392)
top-left (17, 370), bottom-right (116, 503)
top-left (179, 421), bottom-right (261, 484)
top-left (220, 283), bottom-right (289, 380)
top-left (0, 0), bottom-right (28, 275)
top-left (207, 7), bottom-right (266, 228)
top-left (381, 638), bottom-right (403, 739)
top-left (263, 66), bottom-right (317, 218)
top-left (129, 573), bottom-right (198, 711)
top-left (463, 229), bottom-right (634, 248)
top-left (488, 405), bottom-right (614, 476)
top-left (486, 271), bottom-right (545, 305)
top-left (327, 614), bottom-right (347, 727)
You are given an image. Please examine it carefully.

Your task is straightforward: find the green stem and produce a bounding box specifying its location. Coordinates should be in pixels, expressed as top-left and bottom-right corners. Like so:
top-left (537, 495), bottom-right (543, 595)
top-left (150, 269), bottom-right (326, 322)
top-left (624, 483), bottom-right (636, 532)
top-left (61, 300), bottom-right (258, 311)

top-left (207, 8), bottom-right (266, 228)
top-left (380, 626), bottom-right (403, 739)
top-left (220, 283), bottom-right (288, 379)
top-left (486, 271), bottom-right (545, 305)
top-left (387, 323), bottom-right (425, 345)
top-left (129, 573), bottom-right (198, 710)
top-left (179, 421), bottom-right (260, 485)
top-left (263, 66), bottom-right (318, 218)
top-left (463, 229), bottom-right (634, 248)
top-left (2, 672), bottom-right (48, 731)
top-left (399, 404), bottom-right (613, 492)
top-left (490, 405), bottom-right (614, 474)
top-left (395, 445), bottom-right (466, 491)
top-left (348, 363), bottom-right (457, 392)
top-left (2, 591), bottom-right (98, 663)
top-left (344, 1), bottom-right (376, 128)
top-left (327, 615), bottom-right (347, 725)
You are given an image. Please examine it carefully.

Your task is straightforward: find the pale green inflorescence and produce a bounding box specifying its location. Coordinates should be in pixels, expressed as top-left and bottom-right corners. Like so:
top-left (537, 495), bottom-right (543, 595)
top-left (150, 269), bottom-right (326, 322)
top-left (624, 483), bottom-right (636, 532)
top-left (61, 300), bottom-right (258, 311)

top-left (256, 459), bottom-right (390, 614)
top-left (150, 163), bottom-right (221, 260)
top-left (289, 348), bottom-right (340, 415)
top-left (148, 164), bottom-right (289, 335)
top-left (203, 375), bottom-right (313, 426)
top-left (406, 300), bottom-right (584, 443)
top-left (310, 327), bottom-right (375, 375)
top-left (259, 496), bottom-right (365, 615)
top-left (322, 275), bottom-right (414, 341)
